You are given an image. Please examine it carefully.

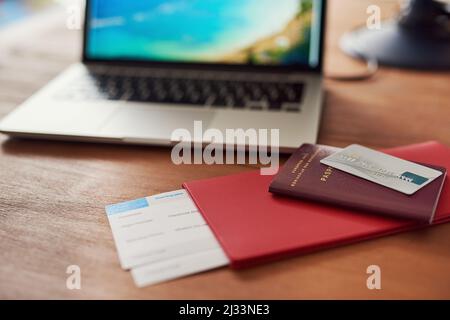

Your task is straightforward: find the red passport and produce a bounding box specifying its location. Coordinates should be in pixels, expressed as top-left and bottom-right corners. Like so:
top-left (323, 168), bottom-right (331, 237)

top-left (268, 144), bottom-right (446, 223)
top-left (183, 141), bottom-right (450, 268)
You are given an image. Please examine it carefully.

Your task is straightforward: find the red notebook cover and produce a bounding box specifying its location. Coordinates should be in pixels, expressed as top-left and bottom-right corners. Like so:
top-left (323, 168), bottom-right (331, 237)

top-left (182, 141), bottom-right (450, 269)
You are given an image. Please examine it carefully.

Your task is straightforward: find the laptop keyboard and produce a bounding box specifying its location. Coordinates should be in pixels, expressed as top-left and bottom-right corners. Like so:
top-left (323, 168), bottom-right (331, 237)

top-left (58, 70), bottom-right (305, 112)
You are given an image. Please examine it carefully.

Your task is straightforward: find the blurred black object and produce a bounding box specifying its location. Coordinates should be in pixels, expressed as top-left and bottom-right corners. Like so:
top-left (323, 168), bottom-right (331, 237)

top-left (341, 0), bottom-right (450, 70)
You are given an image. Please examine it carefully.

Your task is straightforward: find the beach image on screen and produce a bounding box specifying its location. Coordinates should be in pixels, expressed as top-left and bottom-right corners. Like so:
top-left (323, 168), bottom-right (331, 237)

top-left (87, 0), bottom-right (319, 66)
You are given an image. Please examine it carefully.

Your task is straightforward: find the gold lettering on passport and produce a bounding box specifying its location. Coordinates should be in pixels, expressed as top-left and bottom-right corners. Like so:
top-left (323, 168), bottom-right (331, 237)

top-left (321, 167), bottom-right (333, 182)
top-left (290, 149), bottom-right (321, 187)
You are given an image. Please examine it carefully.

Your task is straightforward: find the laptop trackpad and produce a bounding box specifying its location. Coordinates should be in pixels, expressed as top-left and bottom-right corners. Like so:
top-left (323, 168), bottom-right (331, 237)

top-left (100, 104), bottom-right (214, 142)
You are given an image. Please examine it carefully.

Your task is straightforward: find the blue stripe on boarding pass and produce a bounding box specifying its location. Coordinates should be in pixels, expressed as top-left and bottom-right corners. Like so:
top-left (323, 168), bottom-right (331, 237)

top-left (106, 198), bottom-right (149, 216)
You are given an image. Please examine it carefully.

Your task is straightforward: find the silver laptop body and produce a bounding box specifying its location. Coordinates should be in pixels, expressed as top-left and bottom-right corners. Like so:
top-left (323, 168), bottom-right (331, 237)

top-left (0, 0), bottom-right (327, 152)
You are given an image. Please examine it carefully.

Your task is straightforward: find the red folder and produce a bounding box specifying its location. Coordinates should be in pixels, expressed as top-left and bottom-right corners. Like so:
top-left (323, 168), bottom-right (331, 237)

top-left (183, 142), bottom-right (450, 268)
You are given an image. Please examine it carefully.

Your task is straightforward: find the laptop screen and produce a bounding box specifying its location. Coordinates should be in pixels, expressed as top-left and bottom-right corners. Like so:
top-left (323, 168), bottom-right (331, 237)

top-left (84, 0), bottom-right (325, 71)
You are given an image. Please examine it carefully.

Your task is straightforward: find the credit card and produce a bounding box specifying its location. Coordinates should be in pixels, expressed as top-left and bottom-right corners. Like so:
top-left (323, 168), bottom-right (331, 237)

top-left (320, 144), bottom-right (443, 195)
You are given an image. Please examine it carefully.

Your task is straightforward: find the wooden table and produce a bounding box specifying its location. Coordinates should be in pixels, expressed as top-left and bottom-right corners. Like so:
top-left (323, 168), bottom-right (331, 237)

top-left (1, 1), bottom-right (449, 299)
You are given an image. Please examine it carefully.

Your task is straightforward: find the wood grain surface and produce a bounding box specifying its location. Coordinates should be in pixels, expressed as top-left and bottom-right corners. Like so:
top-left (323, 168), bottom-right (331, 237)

top-left (0, 0), bottom-right (449, 299)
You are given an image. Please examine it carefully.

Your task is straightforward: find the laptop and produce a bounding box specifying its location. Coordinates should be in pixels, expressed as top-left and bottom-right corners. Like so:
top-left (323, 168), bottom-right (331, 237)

top-left (0, 0), bottom-right (326, 152)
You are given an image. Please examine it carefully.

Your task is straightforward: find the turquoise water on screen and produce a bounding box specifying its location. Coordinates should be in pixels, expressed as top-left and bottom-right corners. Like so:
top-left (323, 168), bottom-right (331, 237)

top-left (87, 0), bottom-right (314, 65)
